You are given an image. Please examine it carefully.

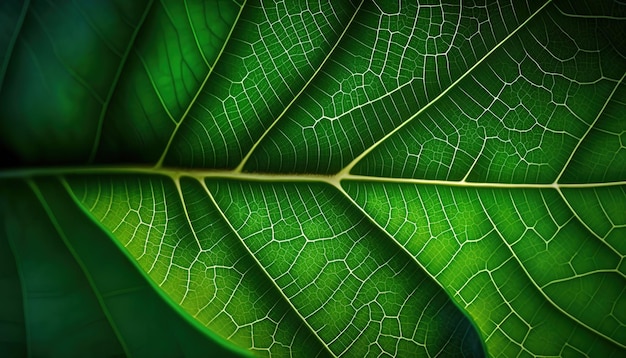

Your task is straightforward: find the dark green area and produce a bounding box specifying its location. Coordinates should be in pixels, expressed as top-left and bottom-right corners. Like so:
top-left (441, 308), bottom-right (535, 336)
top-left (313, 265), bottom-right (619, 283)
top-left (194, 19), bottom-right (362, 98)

top-left (0, 179), bottom-right (248, 357)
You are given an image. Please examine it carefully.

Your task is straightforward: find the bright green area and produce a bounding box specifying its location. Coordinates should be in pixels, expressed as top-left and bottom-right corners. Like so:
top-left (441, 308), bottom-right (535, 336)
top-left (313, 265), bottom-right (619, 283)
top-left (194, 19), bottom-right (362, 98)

top-left (66, 175), bottom-right (483, 356)
top-left (67, 174), bottom-right (323, 357)
top-left (0, 0), bottom-right (625, 357)
top-left (343, 181), bottom-right (625, 356)
top-left (206, 179), bottom-right (482, 356)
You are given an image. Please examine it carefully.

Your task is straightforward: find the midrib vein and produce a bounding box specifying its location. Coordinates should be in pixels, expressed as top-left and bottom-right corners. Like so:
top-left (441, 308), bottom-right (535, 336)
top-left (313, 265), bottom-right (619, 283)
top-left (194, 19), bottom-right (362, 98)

top-left (337, 0), bottom-right (554, 176)
top-left (1, 166), bottom-right (623, 190)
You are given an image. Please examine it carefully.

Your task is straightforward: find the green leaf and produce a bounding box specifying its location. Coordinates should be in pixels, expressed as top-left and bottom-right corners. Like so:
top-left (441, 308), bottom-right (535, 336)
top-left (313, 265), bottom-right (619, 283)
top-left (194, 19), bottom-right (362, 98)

top-left (1, 0), bottom-right (625, 356)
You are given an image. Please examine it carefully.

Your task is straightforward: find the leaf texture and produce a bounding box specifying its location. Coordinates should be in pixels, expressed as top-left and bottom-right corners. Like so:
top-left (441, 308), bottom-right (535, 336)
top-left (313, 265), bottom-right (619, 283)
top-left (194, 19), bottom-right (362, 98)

top-left (0, 0), bottom-right (625, 357)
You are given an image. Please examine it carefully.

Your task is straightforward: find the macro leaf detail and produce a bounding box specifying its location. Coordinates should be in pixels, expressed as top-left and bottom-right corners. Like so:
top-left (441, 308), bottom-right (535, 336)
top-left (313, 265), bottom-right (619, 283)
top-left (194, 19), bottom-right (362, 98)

top-left (1, 0), bottom-right (625, 357)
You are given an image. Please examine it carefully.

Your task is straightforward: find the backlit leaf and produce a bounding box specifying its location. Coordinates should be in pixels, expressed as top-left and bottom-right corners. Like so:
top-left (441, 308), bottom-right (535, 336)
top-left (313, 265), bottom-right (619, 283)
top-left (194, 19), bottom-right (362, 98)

top-left (1, 0), bottom-right (624, 356)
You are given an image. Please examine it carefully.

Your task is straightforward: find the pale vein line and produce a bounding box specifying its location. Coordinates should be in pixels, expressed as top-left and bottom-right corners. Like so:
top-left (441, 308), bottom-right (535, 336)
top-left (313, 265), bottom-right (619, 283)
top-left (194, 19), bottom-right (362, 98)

top-left (554, 186), bottom-right (625, 259)
top-left (337, 0), bottom-right (554, 176)
top-left (554, 2), bottom-right (626, 20)
top-left (172, 174), bottom-right (203, 251)
top-left (234, 0), bottom-right (365, 173)
top-left (1, 166), bottom-right (624, 190)
top-left (155, 1), bottom-right (247, 168)
top-left (197, 177), bottom-right (338, 358)
top-left (342, 174), bottom-right (626, 189)
top-left (475, 191), bottom-right (626, 349)
top-left (542, 269), bottom-right (624, 289)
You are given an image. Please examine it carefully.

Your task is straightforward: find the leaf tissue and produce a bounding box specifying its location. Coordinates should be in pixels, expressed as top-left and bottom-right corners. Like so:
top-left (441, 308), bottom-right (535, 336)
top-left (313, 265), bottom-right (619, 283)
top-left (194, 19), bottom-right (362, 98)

top-left (1, 0), bottom-right (625, 356)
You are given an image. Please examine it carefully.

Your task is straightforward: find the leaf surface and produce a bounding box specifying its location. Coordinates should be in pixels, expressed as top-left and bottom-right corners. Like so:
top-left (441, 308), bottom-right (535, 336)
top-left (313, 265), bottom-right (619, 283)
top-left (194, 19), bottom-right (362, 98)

top-left (1, 0), bottom-right (625, 356)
